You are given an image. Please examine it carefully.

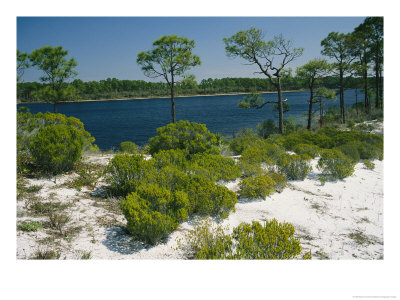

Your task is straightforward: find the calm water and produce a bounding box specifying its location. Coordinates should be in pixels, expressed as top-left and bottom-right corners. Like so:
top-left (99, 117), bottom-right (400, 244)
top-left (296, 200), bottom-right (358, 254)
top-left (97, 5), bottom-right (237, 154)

top-left (18, 90), bottom-right (363, 150)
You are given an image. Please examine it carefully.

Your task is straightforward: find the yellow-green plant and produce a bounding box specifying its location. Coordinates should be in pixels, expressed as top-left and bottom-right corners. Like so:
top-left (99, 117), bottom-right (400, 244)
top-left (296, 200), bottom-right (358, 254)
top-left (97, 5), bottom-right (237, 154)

top-left (276, 153), bottom-right (312, 180)
top-left (148, 120), bottom-right (219, 155)
top-left (119, 141), bottom-right (139, 154)
top-left (29, 124), bottom-right (84, 174)
top-left (317, 149), bottom-right (355, 179)
top-left (238, 175), bottom-right (276, 199)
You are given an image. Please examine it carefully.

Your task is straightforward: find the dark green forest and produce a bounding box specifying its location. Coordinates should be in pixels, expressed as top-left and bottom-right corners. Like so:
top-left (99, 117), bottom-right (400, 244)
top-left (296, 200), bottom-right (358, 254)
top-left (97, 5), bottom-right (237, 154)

top-left (17, 75), bottom-right (378, 102)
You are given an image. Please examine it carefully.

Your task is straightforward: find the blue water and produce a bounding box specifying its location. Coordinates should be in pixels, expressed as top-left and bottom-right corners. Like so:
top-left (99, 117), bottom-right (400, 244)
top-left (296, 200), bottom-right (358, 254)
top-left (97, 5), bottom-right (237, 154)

top-left (17, 90), bottom-right (363, 150)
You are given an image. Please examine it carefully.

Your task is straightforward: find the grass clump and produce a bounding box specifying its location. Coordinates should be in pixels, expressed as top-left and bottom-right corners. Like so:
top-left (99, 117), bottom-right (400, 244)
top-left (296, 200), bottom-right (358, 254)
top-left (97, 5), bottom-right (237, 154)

top-left (18, 221), bottom-right (43, 232)
top-left (179, 218), bottom-right (309, 260)
top-left (276, 154), bottom-right (312, 181)
top-left (362, 159), bottom-right (375, 170)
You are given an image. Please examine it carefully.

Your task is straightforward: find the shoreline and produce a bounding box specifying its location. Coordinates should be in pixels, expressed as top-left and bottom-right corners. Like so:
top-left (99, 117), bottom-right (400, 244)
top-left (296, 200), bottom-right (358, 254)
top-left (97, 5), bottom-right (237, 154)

top-left (17, 89), bottom-right (305, 104)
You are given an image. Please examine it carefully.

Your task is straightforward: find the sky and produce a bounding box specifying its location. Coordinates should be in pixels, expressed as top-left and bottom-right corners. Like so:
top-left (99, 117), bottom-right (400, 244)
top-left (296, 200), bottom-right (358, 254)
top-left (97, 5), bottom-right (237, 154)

top-left (17, 17), bottom-right (366, 83)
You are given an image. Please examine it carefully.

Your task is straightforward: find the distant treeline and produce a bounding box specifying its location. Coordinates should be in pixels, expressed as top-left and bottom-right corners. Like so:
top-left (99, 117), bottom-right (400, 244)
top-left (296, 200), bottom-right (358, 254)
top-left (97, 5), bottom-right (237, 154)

top-left (17, 76), bottom-right (379, 102)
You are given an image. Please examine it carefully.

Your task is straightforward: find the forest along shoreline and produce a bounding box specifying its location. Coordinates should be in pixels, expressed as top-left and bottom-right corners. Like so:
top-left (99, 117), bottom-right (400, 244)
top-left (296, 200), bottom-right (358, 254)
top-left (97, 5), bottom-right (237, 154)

top-left (17, 89), bottom-right (306, 104)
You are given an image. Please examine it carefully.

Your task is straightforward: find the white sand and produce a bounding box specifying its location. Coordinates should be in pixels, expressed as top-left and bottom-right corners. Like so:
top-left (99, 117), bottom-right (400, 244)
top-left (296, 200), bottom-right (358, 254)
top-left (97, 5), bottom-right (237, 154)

top-left (17, 153), bottom-right (383, 260)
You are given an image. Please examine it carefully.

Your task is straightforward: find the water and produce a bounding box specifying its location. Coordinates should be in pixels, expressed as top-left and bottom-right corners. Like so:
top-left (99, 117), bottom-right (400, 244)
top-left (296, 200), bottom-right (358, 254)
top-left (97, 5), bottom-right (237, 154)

top-left (17, 89), bottom-right (363, 150)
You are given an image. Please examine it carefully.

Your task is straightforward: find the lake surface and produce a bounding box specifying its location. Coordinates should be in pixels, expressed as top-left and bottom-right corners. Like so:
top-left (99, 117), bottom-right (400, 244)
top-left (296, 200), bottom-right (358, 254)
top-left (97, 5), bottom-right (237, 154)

top-left (18, 90), bottom-right (364, 150)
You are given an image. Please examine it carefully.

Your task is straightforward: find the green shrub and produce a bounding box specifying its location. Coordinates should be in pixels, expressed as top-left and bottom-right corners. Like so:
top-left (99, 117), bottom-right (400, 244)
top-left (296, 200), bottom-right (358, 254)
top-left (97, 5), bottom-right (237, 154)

top-left (29, 124), bottom-right (84, 174)
top-left (148, 120), bottom-right (219, 155)
top-left (231, 220), bottom-right (302, 259)
top-left (188, 153), bottom-right (241, 182)
top-left (293, 143), bottom-right (321, 159)
top-left (238, 175), bottom-right (276, 199)
top-left (18, 221), bottom-right (43, 232)
top-left (17, 111), bottom-right (97, 153)
top-left (335, 142), bottom-right (361, 163)
top-left (180, 218), bottom-right (306, 260)
top-left (229, 136), bottom-right (265, 155)
top-left (153, 148), bottom-right (189, 170)
top-left (276, 154), bottom-right (312, 180)
top-left (119, 141), bottom-right (139, 154)
top-left (266, 171), bottom-right (288, 192)
top-left (104, 153), bottom-right (156, 196)
top-left (239, 143), bottom-right (284, 166)
top-left (362, 159), bottom-right (375, 170)
top-left (183, 175), bottom-right (237, 218)
top-left (317, 149), bottom-right (355, 179)
top-left (178, 218), bottom-right (233, 259)
top-left (120, 192), bottom-right (178, 245)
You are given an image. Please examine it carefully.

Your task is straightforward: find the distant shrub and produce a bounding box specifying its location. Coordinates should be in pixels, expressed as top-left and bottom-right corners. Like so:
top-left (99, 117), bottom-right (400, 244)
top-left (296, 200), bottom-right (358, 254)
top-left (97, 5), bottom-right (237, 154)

top-left (317, 149), bottom-right (355, 179)
top-left (240, 143), bottom-right (284, 166)
top-left (257, 119), bottom-right (277, 139)
top-left (104, 153), bottom-right (156, 196)
top-left (188, 153), bottom-right (241, 182)
top-left (276, 154), bottom-right (312, 180)
top-left (29, 124), bottom-right (84, 174)
top-left (347, 120), bottom-right (355, 129)
top-left (148, 120), bottom-right (219, 155)
top-left (362, 159), bottom-right (375, 170)
top-left (234, 128), bottom-right (257, 138)
top-left (238, 175), bottom-right (276, 199)
top-left (179, 218), bottom-right (306, 260)
top-left (335, 142), bottom-right (361, 163)
top-left (229, 136), bottom-right (265, 155)
top-left (293, 143), bottom-right (321, 159)
top-left (119, 141), bottom-right (139, 154)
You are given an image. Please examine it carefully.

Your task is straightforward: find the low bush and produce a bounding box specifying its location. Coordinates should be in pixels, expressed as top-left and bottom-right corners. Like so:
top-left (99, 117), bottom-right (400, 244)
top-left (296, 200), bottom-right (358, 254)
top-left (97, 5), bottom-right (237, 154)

top-left (179, 218), bottom-right (308, 260)
top-left (292, 143), bottom-right (320, 159)
top-left (229, 136), bottom-right (265, 155)
top-left (119, 141), bottom-right (139, 154)
top-left (266, 171), bottom-right (288, 192)
top-left (317, 149), bottom-right (355, 179)
top-left (238, 175), bottom-right (276, 199)
top-left (231, 220), bottom-right (302, 259)
top-left (335, 142), bottom-right (361, 163)
top-left (178, 218), bottom-right (233, 259)
top-left (153, 149), bottom-right (189, 170)
top-left (188, 153), bottom-right (241, 182)
top-left (104, 153), bottom-right (156, 196)
top-left (276, 154), bottom-right (312, 180)
top-left (148, 120), bottom-right (219, 155)
top-left (29, 124), bottom-right (85, 174)
top-left (183, 175), bottom-right (237, 218)
top-left (120, 189), bottom-right (182, 245)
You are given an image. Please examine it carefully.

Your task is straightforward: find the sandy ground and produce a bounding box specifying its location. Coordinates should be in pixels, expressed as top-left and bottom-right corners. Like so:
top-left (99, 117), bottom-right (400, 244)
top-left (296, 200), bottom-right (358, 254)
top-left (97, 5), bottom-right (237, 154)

top-left (16, 151), bottom-right (383, 260)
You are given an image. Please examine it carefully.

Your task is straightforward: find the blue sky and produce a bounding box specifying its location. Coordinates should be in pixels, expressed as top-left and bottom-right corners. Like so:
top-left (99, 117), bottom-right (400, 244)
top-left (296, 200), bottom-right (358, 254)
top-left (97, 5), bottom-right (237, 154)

top-left (17, 17), bottom-right (366, 83)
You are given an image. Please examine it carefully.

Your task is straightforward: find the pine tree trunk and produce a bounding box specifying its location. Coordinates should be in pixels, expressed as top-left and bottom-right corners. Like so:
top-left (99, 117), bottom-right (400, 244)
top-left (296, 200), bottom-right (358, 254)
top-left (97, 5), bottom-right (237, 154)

top-left (375, 46), bottom-right (380, 109)
top-left (171, 74), bottom-right (176, 123)
top-left (277, 78), bottom-right (284, 134)
top-left (340, 69), bottom-right (345, 124)
top-left (307, 86), bottom-right (314, 130)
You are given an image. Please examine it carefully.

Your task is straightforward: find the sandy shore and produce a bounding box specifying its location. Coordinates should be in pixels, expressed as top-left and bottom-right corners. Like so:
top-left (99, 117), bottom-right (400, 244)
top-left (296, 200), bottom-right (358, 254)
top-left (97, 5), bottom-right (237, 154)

top-left (16, 151), bottom-right (383, 260)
